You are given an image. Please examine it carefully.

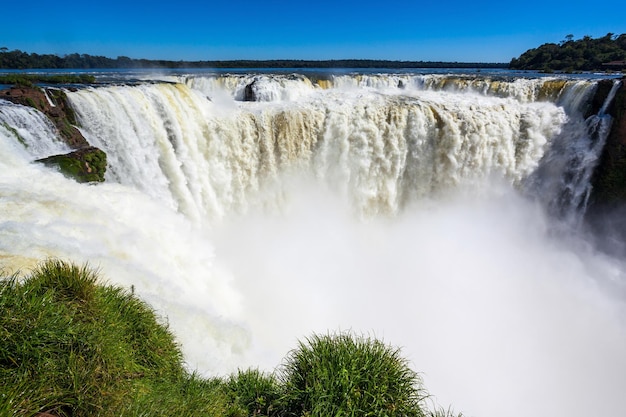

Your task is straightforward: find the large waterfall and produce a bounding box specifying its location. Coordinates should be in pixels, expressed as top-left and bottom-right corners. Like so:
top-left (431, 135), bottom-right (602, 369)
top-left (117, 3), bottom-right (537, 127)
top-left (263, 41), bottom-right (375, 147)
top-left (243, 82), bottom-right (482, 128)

top-left (1, 71), bottom-right (625, 417)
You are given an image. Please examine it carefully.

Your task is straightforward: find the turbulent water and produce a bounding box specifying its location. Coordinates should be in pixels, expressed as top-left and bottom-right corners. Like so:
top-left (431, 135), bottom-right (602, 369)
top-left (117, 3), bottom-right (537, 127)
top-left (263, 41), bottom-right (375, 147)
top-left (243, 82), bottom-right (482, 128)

top-left (1, 71), bottom-right (626, 417)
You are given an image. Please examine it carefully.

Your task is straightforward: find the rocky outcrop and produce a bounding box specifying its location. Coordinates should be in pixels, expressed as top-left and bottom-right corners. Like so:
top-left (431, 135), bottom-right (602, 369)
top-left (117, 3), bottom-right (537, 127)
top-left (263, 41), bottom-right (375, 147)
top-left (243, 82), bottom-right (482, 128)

top-left (584, 79), bottom-right (618, 118)
top-left (585, 78), bottom-right (626, 255)
top-left (1, 85), bottom-right (108, 183)
top-left (243, 80), bottom-right (257, 101)
top-left (0, 86), bottom-right (88, 148)
top-left (588, 79), bottom-right (626, 207)
top-left (36, 147), bottom-right (107, 183)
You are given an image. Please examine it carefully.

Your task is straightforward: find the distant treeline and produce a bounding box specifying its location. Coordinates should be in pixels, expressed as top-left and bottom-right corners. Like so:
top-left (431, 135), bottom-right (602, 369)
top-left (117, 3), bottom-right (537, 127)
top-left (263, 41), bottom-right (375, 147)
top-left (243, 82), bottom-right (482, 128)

top-left (510, 33), bottom-right (626, 72)
top-left (0, 48), bottom-right (508, 70)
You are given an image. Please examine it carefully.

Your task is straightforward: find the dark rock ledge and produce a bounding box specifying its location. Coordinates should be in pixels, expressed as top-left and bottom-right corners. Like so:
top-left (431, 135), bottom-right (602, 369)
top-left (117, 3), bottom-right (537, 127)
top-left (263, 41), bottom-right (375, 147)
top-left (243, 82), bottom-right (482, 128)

top-left (589, 78), bottom-right (626, 207)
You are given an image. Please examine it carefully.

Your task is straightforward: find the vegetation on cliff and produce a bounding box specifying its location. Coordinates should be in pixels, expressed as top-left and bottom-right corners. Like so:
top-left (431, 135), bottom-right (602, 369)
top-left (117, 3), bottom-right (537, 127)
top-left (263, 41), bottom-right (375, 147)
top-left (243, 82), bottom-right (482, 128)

top-left (510, 33), bottom-right (626, 72)
top-left (0, 259), bottom-right (458, 417)
top-left (37, 147), bottom-right (107, 183)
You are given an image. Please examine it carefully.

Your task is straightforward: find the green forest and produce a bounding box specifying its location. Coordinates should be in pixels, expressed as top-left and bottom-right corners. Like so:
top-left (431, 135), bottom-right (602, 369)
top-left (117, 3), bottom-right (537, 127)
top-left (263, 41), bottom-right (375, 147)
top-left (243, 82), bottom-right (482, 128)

top-left (1, 33), bottom-right (625, 72)
top-left (509, 33), bottom-right (626, 72)
top-left (0, 47), bottom-right (507, 70)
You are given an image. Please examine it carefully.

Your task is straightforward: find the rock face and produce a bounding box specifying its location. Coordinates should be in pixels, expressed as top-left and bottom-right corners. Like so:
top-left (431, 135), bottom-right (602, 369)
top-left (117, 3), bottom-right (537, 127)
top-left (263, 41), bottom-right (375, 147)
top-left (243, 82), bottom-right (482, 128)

top-left (1, 86), bottom-right (89, 148)
top-left (243, 80), bottom-right (257, 101)
top-left (1, 85), bottom-right (107, 183)
top-left (585, 79), bottom-right (617, 118)
top-left (585, 78), bottom-right (626, 255)
top-left (589, 79), bottom-right (626, 207)
top-left (36, 147), bottom-right (107, 183)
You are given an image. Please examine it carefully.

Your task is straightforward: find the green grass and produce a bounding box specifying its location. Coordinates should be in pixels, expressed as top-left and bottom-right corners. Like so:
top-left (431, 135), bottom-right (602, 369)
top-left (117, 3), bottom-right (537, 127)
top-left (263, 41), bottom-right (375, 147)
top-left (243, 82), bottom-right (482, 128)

top-left (277, 332), bottom-right (428, 417)
top-left (0, 260), bottom-right (234, 416)
top-left (0, 259), bottom-right (461, 417)
top-left (226, 368), bottom-right (282, 416)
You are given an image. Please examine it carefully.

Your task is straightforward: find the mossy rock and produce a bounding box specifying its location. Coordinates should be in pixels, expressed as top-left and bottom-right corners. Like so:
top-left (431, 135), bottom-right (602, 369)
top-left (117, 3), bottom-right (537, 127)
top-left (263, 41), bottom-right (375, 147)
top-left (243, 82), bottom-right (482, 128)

top-left (37, 147), bottom-right (107, 183)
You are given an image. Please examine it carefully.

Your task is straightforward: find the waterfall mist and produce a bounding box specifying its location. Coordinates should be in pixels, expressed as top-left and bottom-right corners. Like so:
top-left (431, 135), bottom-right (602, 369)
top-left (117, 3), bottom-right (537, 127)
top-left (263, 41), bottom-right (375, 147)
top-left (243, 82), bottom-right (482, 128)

top-left (211, 175), bottom-right (626, 417)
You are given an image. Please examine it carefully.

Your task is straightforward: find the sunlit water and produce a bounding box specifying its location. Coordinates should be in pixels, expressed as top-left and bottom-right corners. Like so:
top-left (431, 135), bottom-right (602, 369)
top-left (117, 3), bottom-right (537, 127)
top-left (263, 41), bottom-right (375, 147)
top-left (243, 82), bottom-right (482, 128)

top-left (1, 71), bottom-right (625, 417)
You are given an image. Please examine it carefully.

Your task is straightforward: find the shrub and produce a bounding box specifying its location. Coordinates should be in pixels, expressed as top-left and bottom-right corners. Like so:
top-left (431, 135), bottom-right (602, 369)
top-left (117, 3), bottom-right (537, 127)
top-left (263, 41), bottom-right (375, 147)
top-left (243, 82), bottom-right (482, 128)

top-left (226, 368), bottom-right (282, 416)
top-left (277, 332), bottom-right (427, 417)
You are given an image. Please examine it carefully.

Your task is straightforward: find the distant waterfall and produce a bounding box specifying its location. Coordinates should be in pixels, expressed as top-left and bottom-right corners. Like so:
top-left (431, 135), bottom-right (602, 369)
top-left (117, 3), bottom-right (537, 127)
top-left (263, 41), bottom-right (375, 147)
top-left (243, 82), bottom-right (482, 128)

top-left (184, 72), bottom-right (597, 104)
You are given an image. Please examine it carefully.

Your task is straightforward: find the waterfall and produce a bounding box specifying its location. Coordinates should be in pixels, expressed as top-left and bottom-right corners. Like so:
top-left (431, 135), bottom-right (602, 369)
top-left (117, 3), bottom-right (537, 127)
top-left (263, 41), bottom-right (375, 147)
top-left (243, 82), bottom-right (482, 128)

top-left (0, 100), bottom-right (250, 375)
top-left (1, 72), bottom-right (626, 417)
top-left (0, 99), bottom-right (70, 159)
top-left (527, 80), bottom-right (622, 223)
top-left (66, 77), bottom-right (573, 221)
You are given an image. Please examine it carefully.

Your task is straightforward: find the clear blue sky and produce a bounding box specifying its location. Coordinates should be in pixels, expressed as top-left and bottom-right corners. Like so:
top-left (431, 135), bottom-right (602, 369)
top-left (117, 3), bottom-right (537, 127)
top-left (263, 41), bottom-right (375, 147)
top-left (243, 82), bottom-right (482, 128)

top-left (2, 0), bottom-right (624, 62)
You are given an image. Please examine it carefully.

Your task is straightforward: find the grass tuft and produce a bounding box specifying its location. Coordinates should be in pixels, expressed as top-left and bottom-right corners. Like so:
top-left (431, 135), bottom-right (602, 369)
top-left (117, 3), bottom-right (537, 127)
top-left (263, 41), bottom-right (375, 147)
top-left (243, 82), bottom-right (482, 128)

top-left (277, 331), bottom-right (428, 417)
top-left (226, 368), bottom-right (282, 416)
top-left (24, 259), bottom-right (99, 304)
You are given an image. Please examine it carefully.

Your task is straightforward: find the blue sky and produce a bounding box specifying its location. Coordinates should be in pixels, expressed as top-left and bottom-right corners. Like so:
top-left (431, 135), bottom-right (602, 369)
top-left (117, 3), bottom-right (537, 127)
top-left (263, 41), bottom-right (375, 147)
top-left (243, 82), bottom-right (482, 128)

top-left (2, 0), bottom-right (624, 62)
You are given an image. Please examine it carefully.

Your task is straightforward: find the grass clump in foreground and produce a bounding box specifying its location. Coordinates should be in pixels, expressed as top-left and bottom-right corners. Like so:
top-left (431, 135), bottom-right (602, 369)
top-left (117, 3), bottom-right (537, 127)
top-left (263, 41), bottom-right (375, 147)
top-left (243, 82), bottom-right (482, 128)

top-left (0, 260), bottom-right (236, 416)
top-left (0, 259), bottom-right (459, 417)
top-left (278, 332), bottom-right (428, 417)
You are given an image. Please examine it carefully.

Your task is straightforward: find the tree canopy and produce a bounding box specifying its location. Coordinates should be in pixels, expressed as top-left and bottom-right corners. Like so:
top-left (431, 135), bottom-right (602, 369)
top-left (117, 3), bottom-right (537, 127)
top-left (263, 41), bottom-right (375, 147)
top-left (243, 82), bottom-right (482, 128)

top-left (0, 48), bottom-right (507, 70)
top-left (510, 33), bottom-right (626, 72)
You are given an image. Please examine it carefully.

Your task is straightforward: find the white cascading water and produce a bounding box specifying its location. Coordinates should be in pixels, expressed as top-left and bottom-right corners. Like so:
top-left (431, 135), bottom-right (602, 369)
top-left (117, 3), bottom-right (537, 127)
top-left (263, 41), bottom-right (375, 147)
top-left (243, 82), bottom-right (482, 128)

top-left (0, 99), bottom-right (70, 158)
top-left (67, 79), bottom-right (568, 219)
top-left (1, 73), bottom-right (626, 417)
top-left (528, 80), bottom-right (622, 223)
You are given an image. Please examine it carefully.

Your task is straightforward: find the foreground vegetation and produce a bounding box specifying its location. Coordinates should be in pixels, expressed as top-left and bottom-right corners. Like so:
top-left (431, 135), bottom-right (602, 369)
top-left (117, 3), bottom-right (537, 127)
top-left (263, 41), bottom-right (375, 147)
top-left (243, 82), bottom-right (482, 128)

top-left (0, 260), bottom-right (459, 417)
top-left (510, 33), bottom-right (626, 72)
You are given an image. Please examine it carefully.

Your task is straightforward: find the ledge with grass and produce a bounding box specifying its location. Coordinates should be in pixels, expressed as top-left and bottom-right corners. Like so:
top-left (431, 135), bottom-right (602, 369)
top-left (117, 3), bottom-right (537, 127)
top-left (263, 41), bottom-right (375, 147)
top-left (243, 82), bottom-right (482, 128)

top-left (36, 147), bottom-right (107, 183)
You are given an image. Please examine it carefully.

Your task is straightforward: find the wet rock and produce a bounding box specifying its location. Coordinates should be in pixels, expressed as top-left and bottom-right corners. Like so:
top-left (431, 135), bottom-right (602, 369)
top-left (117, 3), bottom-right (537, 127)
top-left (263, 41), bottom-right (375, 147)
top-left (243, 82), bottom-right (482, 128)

top-left (243, 80), bottom-right (257, 101)
top-left (589, 78), bottom-right (626, 207)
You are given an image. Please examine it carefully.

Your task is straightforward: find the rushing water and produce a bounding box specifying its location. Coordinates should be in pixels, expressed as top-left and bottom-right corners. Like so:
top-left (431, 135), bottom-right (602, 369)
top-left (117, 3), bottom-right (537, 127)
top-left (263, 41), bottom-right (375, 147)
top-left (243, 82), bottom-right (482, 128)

top-left (1, 70), bottom-right (625, 417)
